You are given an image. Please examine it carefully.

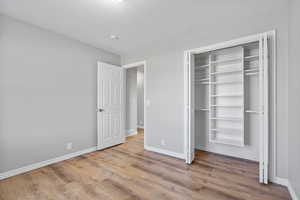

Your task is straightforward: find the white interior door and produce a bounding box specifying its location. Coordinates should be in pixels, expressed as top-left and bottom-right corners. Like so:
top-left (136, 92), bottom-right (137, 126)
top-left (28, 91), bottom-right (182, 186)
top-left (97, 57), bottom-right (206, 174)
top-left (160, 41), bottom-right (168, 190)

top-left (97, 62), bottom-right (125, 150)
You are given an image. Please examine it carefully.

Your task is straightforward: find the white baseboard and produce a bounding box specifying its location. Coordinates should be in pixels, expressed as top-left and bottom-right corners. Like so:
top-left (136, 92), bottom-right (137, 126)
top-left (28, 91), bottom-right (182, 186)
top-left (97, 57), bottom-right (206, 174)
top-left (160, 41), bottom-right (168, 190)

top-left (126, 129), bottom-right (138, 137)
top-left (0, 146), bottom-right (97, 180)
top-left (287, 181), bottom-right (299, 200)
top-left (144, 145), bottom-right (185, 160)
top-left (270, 177), bottom-right (298, 200)
top-left (270, 176), bottom-right (289, 186)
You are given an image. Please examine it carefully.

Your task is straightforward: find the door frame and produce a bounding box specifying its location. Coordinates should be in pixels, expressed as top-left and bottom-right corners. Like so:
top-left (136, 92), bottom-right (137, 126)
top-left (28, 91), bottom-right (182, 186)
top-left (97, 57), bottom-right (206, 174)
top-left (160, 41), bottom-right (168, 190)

top-left (122, 61), bottom-right (147, 148)
top-left (183, 30), bottom-right (276, 183)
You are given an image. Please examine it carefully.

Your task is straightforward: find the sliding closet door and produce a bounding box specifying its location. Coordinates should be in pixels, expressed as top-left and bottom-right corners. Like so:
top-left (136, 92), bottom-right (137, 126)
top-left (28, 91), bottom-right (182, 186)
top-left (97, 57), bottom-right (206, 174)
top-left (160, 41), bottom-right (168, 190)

top-left (186, 52), bottom-right (195, 164)
top-left (259, 34), bottom-right (269, 184)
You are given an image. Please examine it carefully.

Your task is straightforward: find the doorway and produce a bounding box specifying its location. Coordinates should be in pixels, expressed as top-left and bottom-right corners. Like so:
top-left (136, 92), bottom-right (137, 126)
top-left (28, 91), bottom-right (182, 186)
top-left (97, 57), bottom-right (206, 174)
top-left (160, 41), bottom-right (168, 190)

top-left (123, 61), bottom-right (147, 147)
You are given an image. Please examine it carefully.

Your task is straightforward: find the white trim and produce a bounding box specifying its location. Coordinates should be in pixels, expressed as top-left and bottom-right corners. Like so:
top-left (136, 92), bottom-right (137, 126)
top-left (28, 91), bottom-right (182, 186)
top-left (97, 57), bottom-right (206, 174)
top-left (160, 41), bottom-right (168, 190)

top-left (123, 61), bottom-right (146, 69)
top-left (144, 145), bottom-right (185, 159)
top-left (184, 30), bottom-right (277, 182)
top-left (138, 125), bottom-right (144, 129)
top-left (270, 177), bottom-right (299, 200)
top-left (186, 32), bottom-right (273, 54)
top-left (126, 129), bottom-right (138, 137)
top-left (270, 177), bottom-right (289, 186)
top-left (122, 61), bottom-right (147, 149)
top-left (288, 181), bottom-right (299, 200)
top-left (271, 30), bottom-right (277, 182)
top-left (0, 147), bottom-right (97, 180)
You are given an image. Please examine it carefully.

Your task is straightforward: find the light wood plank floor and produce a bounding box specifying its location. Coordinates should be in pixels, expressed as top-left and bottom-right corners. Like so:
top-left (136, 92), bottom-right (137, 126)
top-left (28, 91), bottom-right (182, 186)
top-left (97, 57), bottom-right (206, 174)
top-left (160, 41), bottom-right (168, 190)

top-left (0, 130), bottom-right (291, 200)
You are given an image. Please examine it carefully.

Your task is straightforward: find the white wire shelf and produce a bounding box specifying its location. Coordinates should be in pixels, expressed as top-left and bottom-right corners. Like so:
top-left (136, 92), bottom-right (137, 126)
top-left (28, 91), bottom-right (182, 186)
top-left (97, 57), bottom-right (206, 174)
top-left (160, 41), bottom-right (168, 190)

top-left (245, 72), bottom-right (259, 76)
top-left (244, 55), bottom-right (259, 60)
top-left (245, 110), bottom-right (262, 114)
top-left (210, 138), bottom-right (244, 147)
top-left (195, 80), bottom-right (210, 85)
top-left (210, 81), bottom-right (243, 85)
top-left (211, 128), bottom-right (242, 133)
top-left (210, 55), bottom-right (258, 65)
top-left (195, 108), bottom-right (209, 111)
top-left (209, 117), bottom-right (242, 121)
top-left (244, 68), bottom-right (259, 73)
top-left (211, 57), bottom-right (242, 64)
top-left (211, 105), bottom-right (243, 108)
top-left (197, 78), bottom-right (209, 81)
top-left (211, 94), bottom-right (243, 97)
top-left (195, 64), bottom-right (209, 69)
top-left (210, 69), bottom-right (243, 75)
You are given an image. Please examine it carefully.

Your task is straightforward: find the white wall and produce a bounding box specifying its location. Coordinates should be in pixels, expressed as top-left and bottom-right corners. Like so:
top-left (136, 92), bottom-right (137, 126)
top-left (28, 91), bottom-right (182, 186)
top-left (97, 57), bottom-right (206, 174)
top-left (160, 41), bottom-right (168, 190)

top-left (137, 66), bottom-right (144, 128)
top-left (126, 68), bottom-right (137, 135)
top-left (123, 0), bottom-right (289, 179)
top-left (0, 15), bottom-right (121, 173)
top-left (288, 0), bottom-right (300, 197)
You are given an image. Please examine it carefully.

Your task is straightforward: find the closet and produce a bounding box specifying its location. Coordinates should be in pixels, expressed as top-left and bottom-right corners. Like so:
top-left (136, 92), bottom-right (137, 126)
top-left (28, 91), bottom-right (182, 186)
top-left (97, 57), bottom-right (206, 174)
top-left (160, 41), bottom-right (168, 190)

top-left (184, 32), bottom-right (273, 184)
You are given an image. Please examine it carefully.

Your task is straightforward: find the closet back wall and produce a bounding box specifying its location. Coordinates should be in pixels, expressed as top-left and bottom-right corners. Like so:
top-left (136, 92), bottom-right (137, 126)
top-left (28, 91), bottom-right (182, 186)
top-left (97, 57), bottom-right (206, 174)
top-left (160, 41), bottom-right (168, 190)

top-left (122, 0), bottom-right (289, 179)
top-left (0, 15), bottom-right (121, 173)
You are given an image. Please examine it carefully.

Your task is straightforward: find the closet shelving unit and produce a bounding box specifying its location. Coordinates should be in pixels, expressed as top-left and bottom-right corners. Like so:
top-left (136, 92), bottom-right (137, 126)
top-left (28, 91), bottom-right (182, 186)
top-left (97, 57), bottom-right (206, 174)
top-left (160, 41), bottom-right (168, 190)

top-left (194, 42), bottom-right (261, 147)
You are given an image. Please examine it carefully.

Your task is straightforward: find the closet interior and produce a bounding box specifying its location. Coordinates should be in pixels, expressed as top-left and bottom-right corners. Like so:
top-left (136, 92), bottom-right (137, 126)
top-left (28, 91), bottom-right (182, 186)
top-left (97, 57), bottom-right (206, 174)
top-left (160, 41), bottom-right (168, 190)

top-left (194, 42), bottom-right (261, 161)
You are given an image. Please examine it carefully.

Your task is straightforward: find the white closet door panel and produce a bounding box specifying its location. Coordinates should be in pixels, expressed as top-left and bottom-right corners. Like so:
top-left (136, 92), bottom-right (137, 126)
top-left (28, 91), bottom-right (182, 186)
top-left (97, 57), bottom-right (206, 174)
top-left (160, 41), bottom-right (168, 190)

top-left (259, 36), bottom-right (264, 183)
top-left (258, 34), bottom-right (269, 184)
top-left (263, 34), bottom-right (269, 184)
top-left (186, 52), bottom-right (195, 163)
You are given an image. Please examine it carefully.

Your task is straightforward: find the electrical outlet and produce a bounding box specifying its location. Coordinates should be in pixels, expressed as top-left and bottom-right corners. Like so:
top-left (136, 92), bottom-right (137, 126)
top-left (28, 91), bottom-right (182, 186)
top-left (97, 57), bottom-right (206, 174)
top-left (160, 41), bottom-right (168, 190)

top-left (161, 139), bottom-right (166, 146)
top-left (66, 142), bottom-right (73, 150)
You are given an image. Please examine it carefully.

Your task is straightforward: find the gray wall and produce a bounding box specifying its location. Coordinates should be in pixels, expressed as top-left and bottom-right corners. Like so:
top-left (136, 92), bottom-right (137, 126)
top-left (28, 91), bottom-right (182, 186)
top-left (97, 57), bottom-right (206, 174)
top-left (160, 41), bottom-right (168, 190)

top-left (123, 0), bottom-right (289, 179)
top-left (125, 68), bottom-right (137, 135)
top-left (137, 66), bottom-right (144, 127)
top-left (0, 15), bottom-right (121, 173)
top-left (288, 0), bottom-right (300, 197)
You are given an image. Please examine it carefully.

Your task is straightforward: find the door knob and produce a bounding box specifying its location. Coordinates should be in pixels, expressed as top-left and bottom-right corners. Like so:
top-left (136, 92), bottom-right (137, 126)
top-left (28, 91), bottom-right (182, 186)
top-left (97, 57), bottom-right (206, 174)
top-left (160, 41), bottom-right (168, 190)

top-left (97, 108), bottom-right (104, 112)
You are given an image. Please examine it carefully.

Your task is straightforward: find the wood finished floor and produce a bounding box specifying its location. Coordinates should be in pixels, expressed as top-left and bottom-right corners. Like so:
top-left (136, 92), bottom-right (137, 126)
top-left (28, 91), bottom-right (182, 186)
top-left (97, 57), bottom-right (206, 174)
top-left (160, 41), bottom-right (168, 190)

top-left (0, 130), bottom-right (291, 200)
